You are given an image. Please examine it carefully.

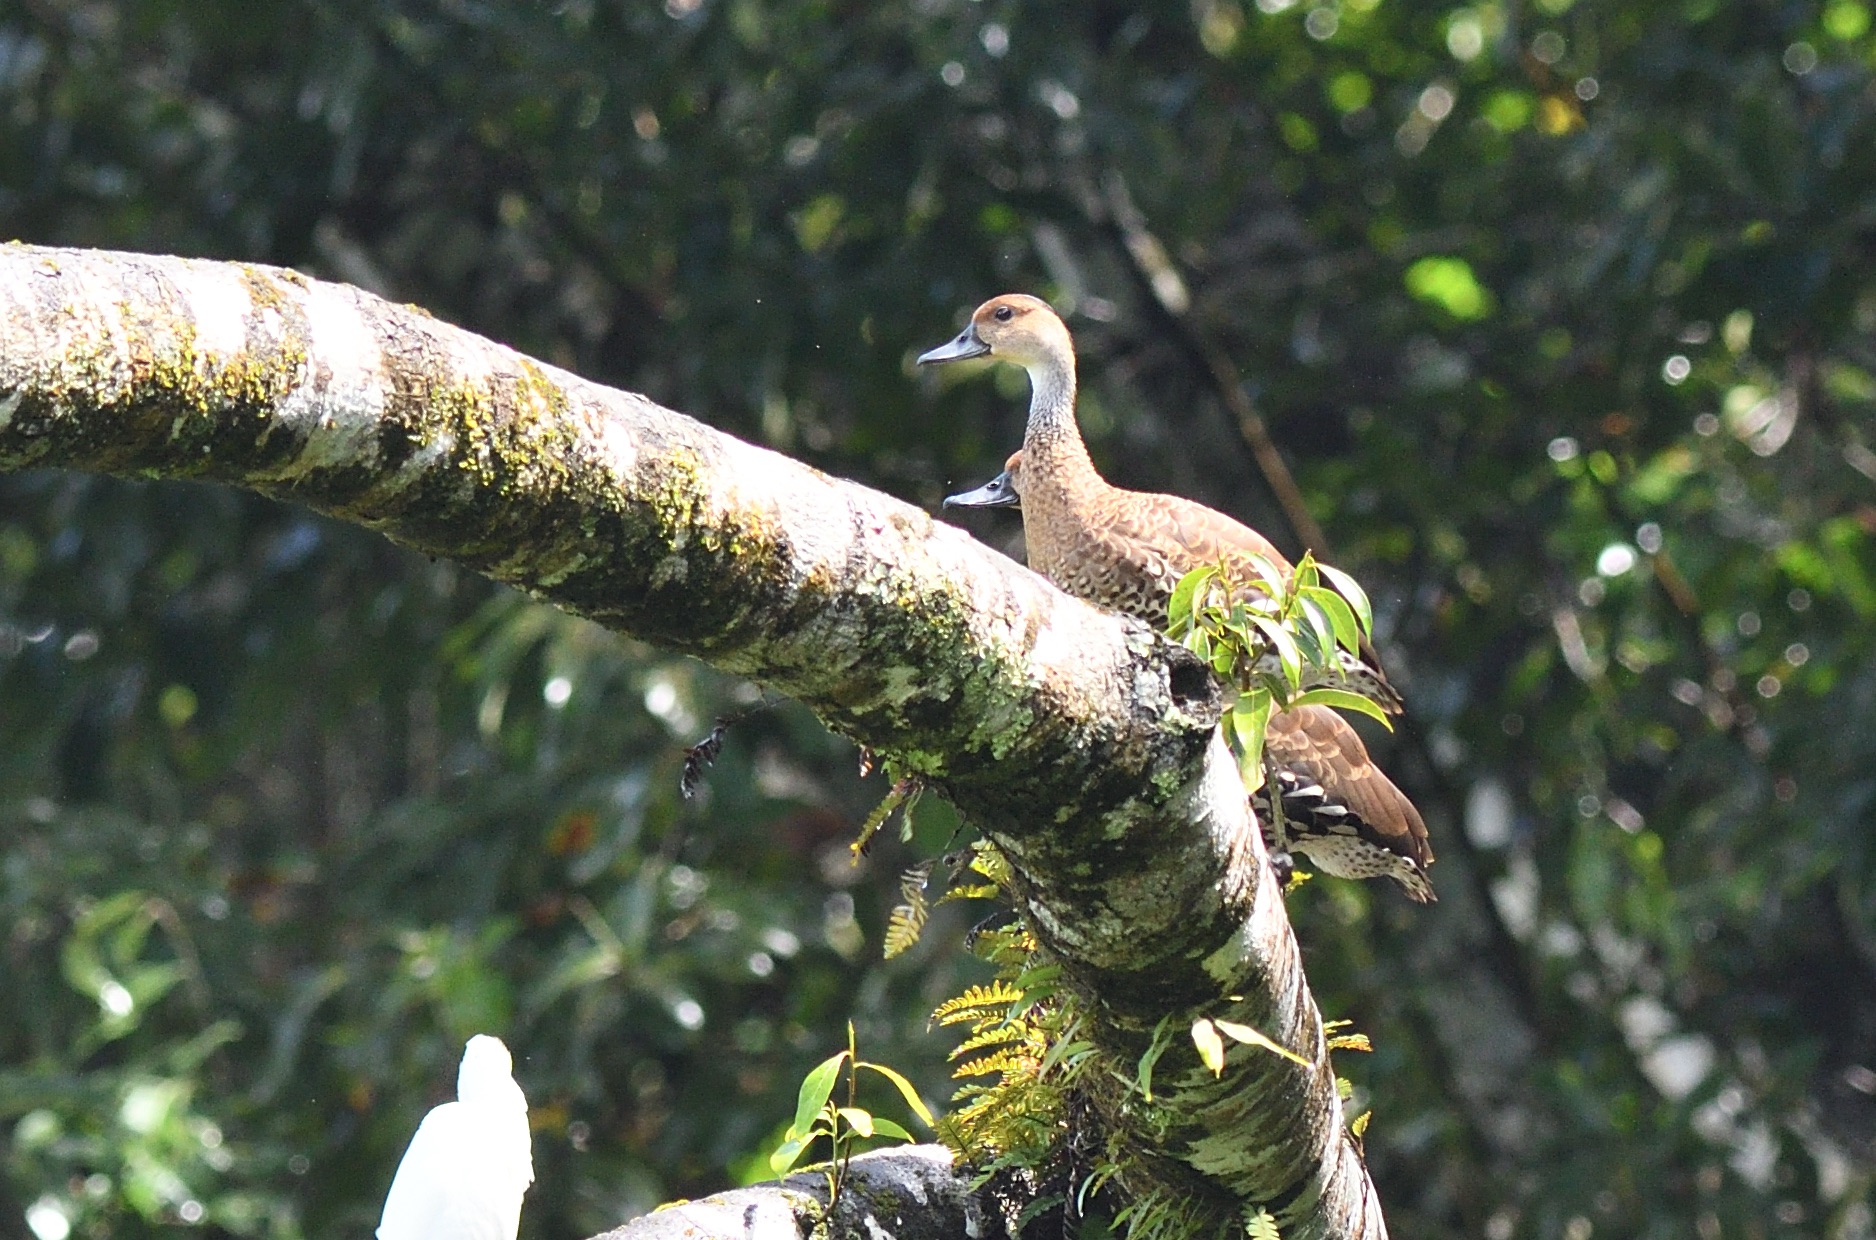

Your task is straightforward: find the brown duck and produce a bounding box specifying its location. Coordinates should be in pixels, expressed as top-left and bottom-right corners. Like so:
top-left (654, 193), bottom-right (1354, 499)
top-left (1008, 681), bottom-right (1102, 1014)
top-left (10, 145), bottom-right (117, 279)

top-left (923, 295), bottom-right (1434, 902)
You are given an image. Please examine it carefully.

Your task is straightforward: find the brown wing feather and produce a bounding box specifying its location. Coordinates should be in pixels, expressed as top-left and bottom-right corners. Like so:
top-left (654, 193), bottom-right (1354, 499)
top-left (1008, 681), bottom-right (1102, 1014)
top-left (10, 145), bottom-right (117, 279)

top-left (1264, 706), bottom-right (1433, 868)
top-left (1108, 488), bottom-right (1291, 581)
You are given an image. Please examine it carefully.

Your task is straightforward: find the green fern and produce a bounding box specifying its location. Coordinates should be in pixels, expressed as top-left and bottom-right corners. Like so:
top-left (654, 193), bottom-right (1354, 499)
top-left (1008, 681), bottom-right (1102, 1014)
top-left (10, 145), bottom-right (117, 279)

top-left (1323, 1019), bottom-right (1372, 1054)
top-left (931, 980), bottom-right (1025, 1027)
top-left (948, 1024), bottom-right (1025, 1056)
top-left (849, 775), bottom-right (921, 861)
top-left (882, 862), bottom-right (933, 960)
top-left (1245, 1207), bottom-right (1284, 1240)
top-left (1111, 1184), bottom-right (1239, 1240)
top-left (949, 1046), bottom-right (1035, 1079)
top-left (924, 829), bottom-right (1368, 1239)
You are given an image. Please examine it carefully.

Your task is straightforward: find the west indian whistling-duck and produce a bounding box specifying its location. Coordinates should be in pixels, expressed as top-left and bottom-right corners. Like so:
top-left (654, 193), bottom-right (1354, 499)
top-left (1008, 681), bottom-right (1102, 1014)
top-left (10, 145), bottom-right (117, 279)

top-left (925, 296), bottom-right (1434, 902)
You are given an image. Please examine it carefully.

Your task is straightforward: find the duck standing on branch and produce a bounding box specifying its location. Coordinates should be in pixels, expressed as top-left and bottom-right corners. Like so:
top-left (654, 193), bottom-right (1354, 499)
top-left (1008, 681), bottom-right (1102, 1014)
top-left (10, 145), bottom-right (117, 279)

top-left (922, 295), bottom-right (1434, 903)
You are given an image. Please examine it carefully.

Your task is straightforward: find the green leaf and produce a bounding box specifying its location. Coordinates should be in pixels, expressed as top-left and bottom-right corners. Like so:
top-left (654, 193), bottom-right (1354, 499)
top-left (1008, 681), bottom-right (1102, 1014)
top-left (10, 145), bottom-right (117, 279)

top-left (769, 1134), bottom-right (813, 1176)
top-left (1299, 585), bottom-right (1360, 655)
top-left (1040, 1037), bottom-right (1094, 1079)
top-left (866, 1116), bottom-right (916, 1142)
top-left (1250, 616), bottom-right (1304, 689)
top-left (1223, 608), bottom-right (1260, 650)
top-left (1191, 1017), bottom-right (1226, 1076)
top-left (857, 1061), bottom-right (936, 1127)
top-left (1295, 595), bottom-right (1335, 668)
top-left (1213, 1019), bottom-right (1312, 1067)
top-left (1289, 687), bottom-right (1395, 729)
top-left (837, 1106), bottom-right (875, 1138)
top-left (1168, 565), bottom-right (1213, 632)
top-left (1229, 691), bottom-right (1273, 772)
top-left (791, 1051), bottom-right (847, 1139)
top-left (1245, 553), bottom-right (1290, 598)
top-left (870, 1110), bottom-right (915, 1140)
top-left (1137, 1014), bottom-right (1177, 1101)
top-left (1316, 563), bottom-right (1373, 638)
top-left (1404, 255), bottom-right (1495, 320)
top-left (1015, 1194), bottom-right (1069, 1232)
top-left (1012, 962), bottom-right (1061, 1001)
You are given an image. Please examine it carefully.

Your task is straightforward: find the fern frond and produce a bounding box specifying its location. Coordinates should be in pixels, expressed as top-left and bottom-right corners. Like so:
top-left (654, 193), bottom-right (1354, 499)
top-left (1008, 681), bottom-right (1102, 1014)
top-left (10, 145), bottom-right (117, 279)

top-left (938, 883), bottom-right (1002, 904)
top-left (882, 902), bottom-right (926, 960)
top-left (931, 981), bottom-right (1024, 1026)
top-left (947, 1024), bottom-right (1026, 1057)
top-left (966, 925), bottom-right (1037, 966)
top-left (849, 777), bottom-right (912, 861)
top-left (966, 839), bottom-right (1012, 886)
top-left (882, 862), bottom-right (933, 959)
top-left (1245, 1206), bottom-right (1284, 1240)
top-left (951, 1047), bottom-right (1035, 1078)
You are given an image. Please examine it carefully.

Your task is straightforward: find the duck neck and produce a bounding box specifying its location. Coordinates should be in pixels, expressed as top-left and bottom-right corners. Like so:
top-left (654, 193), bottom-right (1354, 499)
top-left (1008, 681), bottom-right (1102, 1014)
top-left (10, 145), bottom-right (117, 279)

top-left (1020, 355), bottom-right (1099, 490)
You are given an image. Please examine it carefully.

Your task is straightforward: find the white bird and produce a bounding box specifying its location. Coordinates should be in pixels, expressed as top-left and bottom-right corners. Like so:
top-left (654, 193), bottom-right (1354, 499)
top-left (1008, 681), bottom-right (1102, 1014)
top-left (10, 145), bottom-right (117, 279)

top-left (377, 1035), bottom-right (535, 1240)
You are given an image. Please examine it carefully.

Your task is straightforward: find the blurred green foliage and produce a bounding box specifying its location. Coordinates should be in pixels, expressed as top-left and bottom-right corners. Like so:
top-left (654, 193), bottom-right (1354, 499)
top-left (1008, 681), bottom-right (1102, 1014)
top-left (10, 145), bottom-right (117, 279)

top-left (3, 1), bottom-right (1876, 1237)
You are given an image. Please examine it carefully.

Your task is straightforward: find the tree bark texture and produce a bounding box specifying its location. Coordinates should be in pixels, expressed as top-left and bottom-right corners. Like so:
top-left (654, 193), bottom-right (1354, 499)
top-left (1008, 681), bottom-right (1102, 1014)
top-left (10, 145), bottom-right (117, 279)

top-left (591, 1147), bottom-right (991, 1240)
top-left (0, 244), bottom-right (1384, 1240)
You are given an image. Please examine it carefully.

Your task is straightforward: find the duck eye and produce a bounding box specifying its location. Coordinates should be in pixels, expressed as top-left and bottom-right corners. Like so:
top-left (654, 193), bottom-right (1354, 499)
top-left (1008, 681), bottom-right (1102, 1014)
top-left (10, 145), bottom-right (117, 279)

top-left (993, 305), bottom-right (1014, 322)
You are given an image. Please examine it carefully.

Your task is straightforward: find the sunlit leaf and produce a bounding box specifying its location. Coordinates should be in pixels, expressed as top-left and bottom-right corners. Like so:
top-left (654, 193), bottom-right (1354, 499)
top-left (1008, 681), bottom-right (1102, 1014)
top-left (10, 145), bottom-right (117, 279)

top-left (1191, 1018), bottom-right (1226, 1076)
top-left (1168, 566), bottom-right (1213, 633)
top-left (1214, 1019), bottom-right (1311, 1068)
top-left (857, 1061), bottom-right (936, 1127)
top-left (769, 1135), bottom-right (812, 1176)
top-left (866, 1116), bottom-right (916, 1142)
top-left (1229, 691), bottom-right (1274, 776)
top-left (1316, 563), bottom-right (1374, 638)
top-left (1298, 586), bottom-right (1360, 655)
top-left (1250, 616), bottom-right (1304, 690)
top-left (1289, 687), bottom-right (1394, 729)
top-left (791, 1052), bottom-right (846, 1139)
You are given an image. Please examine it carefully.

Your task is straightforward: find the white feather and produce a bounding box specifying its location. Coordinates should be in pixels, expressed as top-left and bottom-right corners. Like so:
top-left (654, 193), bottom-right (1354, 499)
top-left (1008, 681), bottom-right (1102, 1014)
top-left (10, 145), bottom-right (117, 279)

top-left (378, 1035), bottom-right (534, 1240)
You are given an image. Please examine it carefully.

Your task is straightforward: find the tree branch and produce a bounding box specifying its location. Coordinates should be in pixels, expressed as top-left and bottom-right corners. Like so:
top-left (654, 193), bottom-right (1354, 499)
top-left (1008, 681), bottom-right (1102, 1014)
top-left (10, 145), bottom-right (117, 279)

top-left (593, 1147), bottom-right (991, 1240)
top-left (0, 244), bottom-right (1384, 1240)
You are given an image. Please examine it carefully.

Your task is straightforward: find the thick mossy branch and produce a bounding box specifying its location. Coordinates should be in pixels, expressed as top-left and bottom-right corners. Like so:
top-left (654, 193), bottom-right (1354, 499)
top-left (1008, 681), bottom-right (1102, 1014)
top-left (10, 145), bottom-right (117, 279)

top-left (0, 245), bottom-right (1383, 1240)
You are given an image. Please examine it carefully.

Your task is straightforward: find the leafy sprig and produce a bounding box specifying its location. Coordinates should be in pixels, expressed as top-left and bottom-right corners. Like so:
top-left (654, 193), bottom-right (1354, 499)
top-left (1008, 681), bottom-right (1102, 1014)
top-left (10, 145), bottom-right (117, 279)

top-left (1166, 552), bottom-right (1387, 790)
top-left (768, 1022), bottom-right (935, 1209)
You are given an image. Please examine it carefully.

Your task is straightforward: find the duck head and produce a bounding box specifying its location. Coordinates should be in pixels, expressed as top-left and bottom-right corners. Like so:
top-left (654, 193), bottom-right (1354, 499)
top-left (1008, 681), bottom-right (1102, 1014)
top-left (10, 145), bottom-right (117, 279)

top-left (918, 295), bottom-right (1073, 369)
top-left (943, 450), bottom-right (1025, 509)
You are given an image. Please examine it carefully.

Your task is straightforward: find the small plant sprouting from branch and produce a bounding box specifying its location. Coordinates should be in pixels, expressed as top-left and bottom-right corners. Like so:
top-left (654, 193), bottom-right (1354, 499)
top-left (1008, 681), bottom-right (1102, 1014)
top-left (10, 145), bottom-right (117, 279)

top-left (768, 1022), bottom-right (935, 1210)
top-left (929, 844), bottom-right (1097, 1181)
top-left (849, 774), bottom-right (922, 860)
top-left (1165, 552), bottom-right (1386, 794)
top-left (1190, 1011), bottom-right (1311, 1078)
